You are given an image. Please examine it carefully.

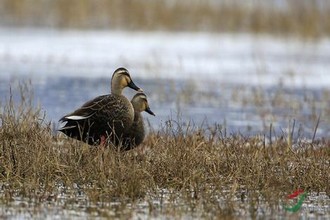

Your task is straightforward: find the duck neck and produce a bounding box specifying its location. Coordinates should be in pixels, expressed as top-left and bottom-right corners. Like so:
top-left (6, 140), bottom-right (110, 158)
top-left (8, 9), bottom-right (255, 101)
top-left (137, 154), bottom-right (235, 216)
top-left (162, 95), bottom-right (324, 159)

top-left (111, 81), bottom-right (123, 95)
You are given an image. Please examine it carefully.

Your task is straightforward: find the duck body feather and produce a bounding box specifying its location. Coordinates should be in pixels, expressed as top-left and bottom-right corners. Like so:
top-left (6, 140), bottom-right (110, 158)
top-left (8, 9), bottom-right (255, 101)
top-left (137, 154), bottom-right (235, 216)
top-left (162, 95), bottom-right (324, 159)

top-left (121, 111), bottom-right (145, 150)
top-left (59, 94), bottom-right (134, 145)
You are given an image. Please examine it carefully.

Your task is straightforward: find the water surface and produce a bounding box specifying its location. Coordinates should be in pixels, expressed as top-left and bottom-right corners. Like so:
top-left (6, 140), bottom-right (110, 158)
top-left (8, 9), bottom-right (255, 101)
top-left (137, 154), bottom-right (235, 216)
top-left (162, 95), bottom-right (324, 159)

top-left (1, 29), bottom-right (330, 139)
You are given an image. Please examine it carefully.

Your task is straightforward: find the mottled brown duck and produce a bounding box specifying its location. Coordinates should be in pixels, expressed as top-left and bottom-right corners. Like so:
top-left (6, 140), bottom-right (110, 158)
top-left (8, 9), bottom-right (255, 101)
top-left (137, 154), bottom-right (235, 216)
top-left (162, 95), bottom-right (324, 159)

top-left (119, 92), bottom-right (155, 150)
top-left (58, 67), bottom-right (142, 145)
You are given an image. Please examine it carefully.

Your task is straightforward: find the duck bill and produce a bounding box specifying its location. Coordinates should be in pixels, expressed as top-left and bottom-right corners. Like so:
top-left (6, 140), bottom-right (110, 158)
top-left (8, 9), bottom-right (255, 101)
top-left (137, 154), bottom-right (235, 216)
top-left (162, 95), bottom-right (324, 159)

top-left (145, 107), bottom-right (155, 116)
top-left (128, 80), bottom-right (143, 92)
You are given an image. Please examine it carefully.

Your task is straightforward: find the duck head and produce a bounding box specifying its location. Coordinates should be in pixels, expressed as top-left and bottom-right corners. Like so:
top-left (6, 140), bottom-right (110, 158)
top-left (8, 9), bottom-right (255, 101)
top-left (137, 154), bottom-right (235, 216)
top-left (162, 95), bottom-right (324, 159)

top-left (111, 67), bottom-right (143, 95)
top-left (131, 92), bottom-right (155, 116)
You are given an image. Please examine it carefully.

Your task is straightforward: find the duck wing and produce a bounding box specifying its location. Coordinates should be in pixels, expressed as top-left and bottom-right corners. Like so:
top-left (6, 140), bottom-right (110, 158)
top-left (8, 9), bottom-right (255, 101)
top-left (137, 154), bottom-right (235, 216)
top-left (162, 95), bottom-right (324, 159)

top-left (59, 94), bottom-right (109, 122)
top-left (58, 94), bottom-right (134, 145)
top-left (58, 94), bottom-right (115, 144)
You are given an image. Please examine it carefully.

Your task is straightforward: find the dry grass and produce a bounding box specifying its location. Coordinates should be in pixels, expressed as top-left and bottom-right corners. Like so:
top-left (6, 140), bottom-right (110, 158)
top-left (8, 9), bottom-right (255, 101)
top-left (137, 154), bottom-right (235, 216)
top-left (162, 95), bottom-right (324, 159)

top-left (0, 0), bottom-right (330, 38)
top-left (0, 83), bottom-right (329, 218)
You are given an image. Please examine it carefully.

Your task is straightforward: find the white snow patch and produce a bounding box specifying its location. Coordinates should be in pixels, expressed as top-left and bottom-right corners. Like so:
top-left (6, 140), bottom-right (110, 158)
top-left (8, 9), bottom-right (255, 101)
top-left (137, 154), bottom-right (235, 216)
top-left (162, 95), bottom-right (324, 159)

top-left (0, 28), bottom-right (330, 88)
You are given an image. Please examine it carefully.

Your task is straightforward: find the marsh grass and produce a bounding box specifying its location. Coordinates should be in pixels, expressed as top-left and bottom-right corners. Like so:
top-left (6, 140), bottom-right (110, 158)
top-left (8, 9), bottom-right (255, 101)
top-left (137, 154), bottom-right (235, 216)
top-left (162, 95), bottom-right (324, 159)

top-left (0, 84), bottom-right (329, 218)
top-left (1, 0), bottom-right (330, 38)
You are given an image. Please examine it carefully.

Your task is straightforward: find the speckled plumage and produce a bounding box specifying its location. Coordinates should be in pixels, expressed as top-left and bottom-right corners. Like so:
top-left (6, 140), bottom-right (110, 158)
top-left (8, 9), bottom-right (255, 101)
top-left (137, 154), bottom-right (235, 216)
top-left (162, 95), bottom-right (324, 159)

top-left (58, 67), bottom-right (142, 145)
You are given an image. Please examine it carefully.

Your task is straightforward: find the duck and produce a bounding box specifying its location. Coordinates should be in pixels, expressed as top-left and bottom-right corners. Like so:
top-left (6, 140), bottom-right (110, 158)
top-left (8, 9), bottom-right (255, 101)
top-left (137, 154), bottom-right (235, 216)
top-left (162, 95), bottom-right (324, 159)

top-left (58, 67), bottom-right (142, 145)
top-left (119, 92), bottom-right (155, 150)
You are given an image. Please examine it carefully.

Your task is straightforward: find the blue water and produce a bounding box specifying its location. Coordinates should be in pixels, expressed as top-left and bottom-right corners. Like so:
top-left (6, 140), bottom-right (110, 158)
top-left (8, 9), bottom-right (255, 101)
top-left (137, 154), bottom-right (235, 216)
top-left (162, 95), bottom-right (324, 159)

top-left (1, 74), bottom-right (329, 142)
top-left (1, 30), bottom-right (330, 140)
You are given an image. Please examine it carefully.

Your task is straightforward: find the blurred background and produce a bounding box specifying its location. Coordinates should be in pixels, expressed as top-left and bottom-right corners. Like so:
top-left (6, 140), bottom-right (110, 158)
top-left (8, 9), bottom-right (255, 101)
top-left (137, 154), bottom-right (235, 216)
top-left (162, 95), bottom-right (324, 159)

top-left (1, 0), bottom-right (330, 35)
top-left (0, 0), bottom-right (330, 139)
